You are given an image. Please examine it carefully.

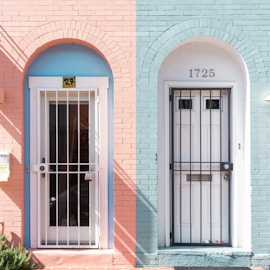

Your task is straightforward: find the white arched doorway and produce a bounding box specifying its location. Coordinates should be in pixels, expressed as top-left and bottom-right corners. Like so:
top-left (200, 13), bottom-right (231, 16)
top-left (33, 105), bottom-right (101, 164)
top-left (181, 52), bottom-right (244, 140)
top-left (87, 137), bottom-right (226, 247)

top-left (158, 38), bottom-right (250, 249)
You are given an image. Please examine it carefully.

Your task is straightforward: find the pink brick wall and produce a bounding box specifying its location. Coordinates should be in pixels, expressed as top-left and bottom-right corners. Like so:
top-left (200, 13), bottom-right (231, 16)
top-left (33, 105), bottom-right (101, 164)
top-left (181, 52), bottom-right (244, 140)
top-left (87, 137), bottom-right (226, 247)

top-left (0, 0), bottom-right (136, 267)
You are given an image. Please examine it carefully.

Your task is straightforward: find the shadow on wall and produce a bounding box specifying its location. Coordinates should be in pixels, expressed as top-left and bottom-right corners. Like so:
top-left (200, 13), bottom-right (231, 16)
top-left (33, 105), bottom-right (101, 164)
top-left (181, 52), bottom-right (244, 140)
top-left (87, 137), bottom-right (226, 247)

top-left (0, 26), bottom-right (25, 245)
top-left (0, 26), bottom-right (28, 71)
top-left (114, 160), bottom-right (137, 266)
top-left (114, 159), bottom-right (157, 266)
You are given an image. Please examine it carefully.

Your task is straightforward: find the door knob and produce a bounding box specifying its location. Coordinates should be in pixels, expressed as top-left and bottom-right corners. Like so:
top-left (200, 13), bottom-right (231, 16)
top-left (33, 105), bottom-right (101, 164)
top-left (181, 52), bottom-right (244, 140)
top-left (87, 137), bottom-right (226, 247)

top-left (40, 165), bottom-right (45, 171)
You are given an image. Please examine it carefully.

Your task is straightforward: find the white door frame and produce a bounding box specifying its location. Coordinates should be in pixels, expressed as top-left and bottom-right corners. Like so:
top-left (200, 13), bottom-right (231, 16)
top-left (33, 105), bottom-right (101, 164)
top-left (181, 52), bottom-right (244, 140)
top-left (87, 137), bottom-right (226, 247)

top-left (29, 76), bottom-right (109, 249)
top-left (161, 80), bottom-right (245, 247)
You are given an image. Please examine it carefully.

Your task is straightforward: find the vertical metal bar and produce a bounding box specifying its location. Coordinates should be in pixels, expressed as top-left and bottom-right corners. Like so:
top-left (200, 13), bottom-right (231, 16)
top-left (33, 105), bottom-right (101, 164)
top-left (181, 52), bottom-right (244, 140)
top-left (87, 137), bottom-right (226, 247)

top-left (171, 88), bottom-right (175, 244)
top-left (199, 89), bottom-right (202, 244)
top-left (77, 91), bottom-right (81, 246)
top-left (228, 88), bottom-right (231, 245)
top-left (94, 89), bottom-right (99, 246)
top-left (189, 89), bottom-right (192, 243)
top-left (96, 89), bottom-right (100, 246)
top-left (37, 90), bottom-right (41, 246)
top-left (219, 89), bottom-right (223, 242)
top-left (88, 90), bottom-right (91, 245)
top-left (44, 91), bottom-right (48, 245)
top-left (56, 91), bottom-right (59, 245)
top-left (178, 90), bottom-right (183, 243)
top-left (66, 91), bottom-right (70, 245)
top-left (209, 89), bottom-right (213, 242)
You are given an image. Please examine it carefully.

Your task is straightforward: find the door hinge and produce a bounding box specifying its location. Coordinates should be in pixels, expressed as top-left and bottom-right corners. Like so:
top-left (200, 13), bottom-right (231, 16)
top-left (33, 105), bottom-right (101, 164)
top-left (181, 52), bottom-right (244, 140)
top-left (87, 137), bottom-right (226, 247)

top-left (169, 94), bottom-right (173, 101)
top-left (170, 163), bottom-right (172, 170)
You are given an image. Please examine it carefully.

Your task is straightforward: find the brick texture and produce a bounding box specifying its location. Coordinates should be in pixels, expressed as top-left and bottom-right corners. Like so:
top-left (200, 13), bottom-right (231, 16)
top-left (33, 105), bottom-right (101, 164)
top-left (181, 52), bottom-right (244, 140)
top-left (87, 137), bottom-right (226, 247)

top-left (136, 0), bottom-right (270, 269)
top-left (0, 0), bottom-right (136, 268)
top-left (2, 0), bottom-right (270, 269)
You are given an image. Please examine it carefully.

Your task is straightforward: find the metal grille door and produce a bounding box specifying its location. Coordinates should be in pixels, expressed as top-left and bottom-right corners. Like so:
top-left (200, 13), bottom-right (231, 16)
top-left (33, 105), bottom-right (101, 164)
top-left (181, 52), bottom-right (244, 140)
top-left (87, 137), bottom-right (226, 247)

top-left (37, 89), bottom-right (98, 248)
top-left (171, 88), bottom-right (231, 246)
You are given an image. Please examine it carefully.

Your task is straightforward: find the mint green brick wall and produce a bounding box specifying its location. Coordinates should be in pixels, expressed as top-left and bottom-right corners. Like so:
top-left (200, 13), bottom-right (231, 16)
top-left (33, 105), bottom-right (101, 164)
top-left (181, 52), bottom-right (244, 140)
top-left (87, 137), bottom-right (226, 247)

top-left (136, 0), bottom-right (270, 268)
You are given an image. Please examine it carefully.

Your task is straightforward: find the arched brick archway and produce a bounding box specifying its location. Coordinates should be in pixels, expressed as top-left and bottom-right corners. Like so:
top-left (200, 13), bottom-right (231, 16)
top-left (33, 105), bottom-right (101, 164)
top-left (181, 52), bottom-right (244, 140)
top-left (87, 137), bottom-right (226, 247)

top-left (1, 20), bottom-right (133, 96)
top-left (139, 18), bottom-right (266, 86)
top-left (18, 20), bottom-right (130, 80)
top-left (136, 17), bottom-right (266, 258)
top-left (16, 21), bottom-right (136, 264)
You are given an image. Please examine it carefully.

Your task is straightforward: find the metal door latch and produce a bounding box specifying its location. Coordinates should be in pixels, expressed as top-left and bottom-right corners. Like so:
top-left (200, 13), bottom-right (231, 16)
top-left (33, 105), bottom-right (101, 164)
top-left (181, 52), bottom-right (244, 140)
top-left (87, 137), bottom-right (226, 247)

top-left (31, 163), bottom-right (48, 173)
top-left (39, 163), bottom-right (48, 172)
top-left (84, 171), bottom-right (95, 181)
top-left (220, 162), bottom-right (233, 171)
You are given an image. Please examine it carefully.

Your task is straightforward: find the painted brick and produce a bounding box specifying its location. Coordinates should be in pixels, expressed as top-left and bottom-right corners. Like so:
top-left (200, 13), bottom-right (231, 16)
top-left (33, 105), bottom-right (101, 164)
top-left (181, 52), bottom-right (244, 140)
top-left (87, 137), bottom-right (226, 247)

top-left (0, 0), bottom-right (136, 268)
top-left (2, 0), bottom-right (270, 269)
top-left (136, 0), bottom-right (270, 269)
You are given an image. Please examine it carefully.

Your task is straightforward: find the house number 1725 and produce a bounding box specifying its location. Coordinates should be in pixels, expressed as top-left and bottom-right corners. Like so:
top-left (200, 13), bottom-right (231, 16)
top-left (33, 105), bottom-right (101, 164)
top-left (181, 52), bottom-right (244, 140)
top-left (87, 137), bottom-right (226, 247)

top-left (189, 69), bottom-right (215, 78)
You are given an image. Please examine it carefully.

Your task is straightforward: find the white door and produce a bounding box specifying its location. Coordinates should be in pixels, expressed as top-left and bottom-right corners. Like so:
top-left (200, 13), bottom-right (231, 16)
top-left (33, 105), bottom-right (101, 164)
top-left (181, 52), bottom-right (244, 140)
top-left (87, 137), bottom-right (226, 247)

top-left (171, 88), bottom-right (231, 245)
top-left (29, 77), bottom-right (109, 248)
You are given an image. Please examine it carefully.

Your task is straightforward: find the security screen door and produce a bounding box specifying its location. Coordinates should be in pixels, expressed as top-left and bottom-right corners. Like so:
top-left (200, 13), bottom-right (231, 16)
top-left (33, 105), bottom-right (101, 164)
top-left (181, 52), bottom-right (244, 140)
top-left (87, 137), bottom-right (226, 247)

top-left (171, 88), bottom-right (231, 245)
top-left (37, 89), bottom-right (98, 248)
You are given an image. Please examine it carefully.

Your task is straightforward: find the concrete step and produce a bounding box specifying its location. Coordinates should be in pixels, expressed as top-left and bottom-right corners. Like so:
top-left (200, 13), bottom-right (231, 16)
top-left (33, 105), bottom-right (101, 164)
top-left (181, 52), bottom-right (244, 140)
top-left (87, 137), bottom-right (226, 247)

top-left (35, 267), bottom-right (262, 270)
